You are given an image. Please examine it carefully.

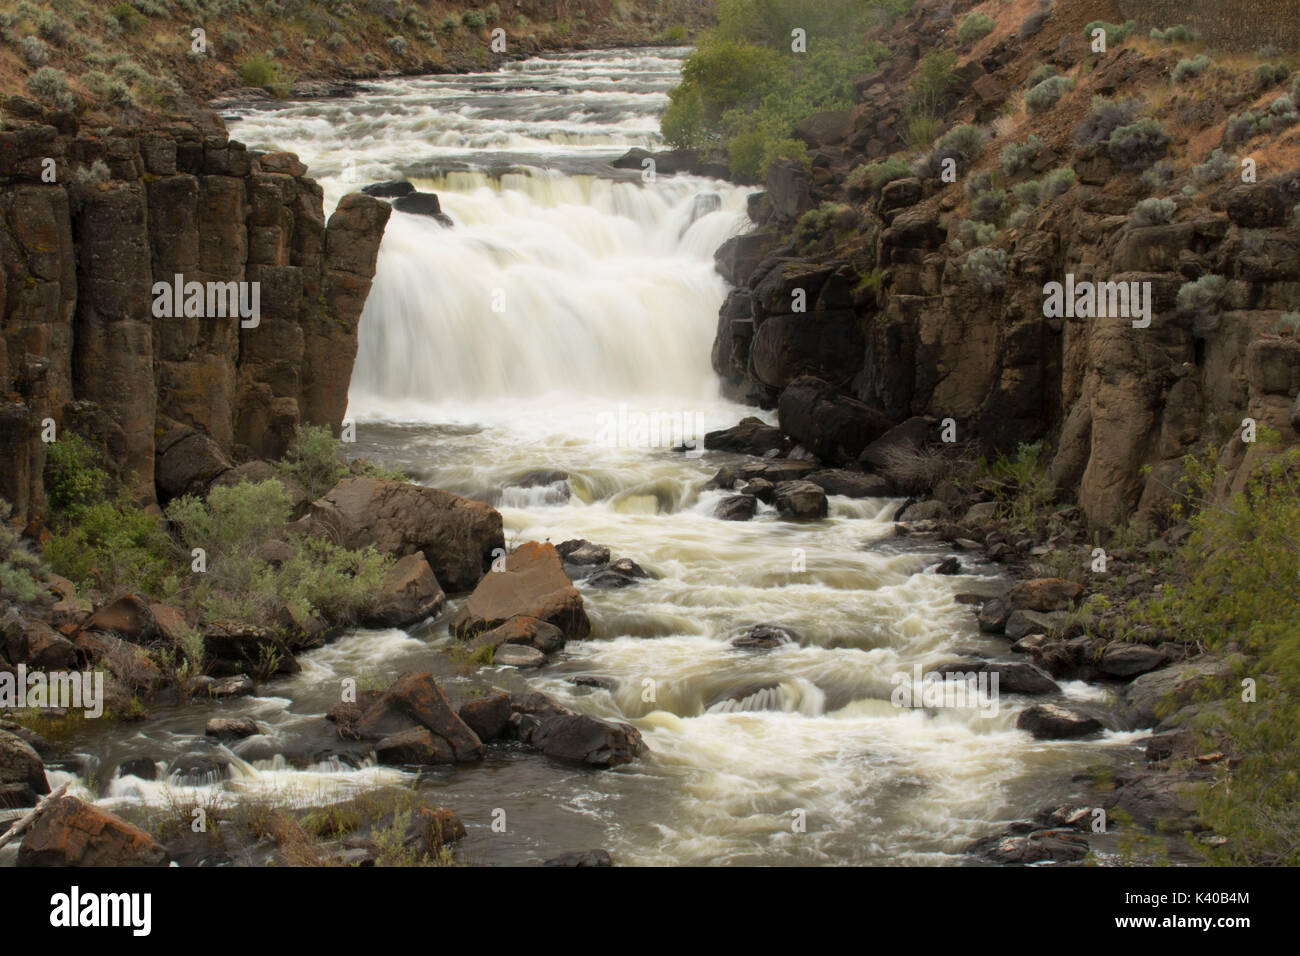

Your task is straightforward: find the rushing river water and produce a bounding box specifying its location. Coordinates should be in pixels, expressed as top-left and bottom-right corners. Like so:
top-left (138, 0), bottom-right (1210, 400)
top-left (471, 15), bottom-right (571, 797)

top-left (15, 49), bottom-right (1143, 866)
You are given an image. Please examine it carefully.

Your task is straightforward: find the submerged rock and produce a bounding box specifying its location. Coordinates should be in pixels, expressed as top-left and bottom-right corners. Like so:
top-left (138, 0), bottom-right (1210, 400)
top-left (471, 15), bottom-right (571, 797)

top-left (730, 625), bottom-right (797, 649)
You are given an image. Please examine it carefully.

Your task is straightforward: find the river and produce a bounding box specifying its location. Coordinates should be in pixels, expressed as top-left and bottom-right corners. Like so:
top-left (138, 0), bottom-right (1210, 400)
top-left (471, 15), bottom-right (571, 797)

top-left (30, 48), bottom-right (1139, 867)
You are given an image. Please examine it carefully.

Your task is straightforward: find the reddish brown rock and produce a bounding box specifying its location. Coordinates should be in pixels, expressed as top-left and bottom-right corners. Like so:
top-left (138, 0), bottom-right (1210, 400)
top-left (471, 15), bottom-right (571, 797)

top-left (16, 795), bottom-right (168, 866)
top-left (355, 671), bottom-right (482, 762)
top-left (84, 593), bottom-right (157, 642)
top-left (452, 542), bottom-right (589, 641)
top-left (366, 553), bottom-right (445, 628)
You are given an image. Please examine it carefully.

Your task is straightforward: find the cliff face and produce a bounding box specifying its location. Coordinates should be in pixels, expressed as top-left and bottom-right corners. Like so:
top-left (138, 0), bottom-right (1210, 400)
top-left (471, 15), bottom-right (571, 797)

top-left (0, 113), bottom-right (390, 526)
top-left (710, 0), bottom-right (1300, 530)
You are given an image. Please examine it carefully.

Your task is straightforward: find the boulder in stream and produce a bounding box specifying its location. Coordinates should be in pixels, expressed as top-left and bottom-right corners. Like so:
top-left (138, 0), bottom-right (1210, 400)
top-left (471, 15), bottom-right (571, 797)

top-left (451, 541), bottom-right (589, 640)
top-left (17, 795), bottom-right (169, 867)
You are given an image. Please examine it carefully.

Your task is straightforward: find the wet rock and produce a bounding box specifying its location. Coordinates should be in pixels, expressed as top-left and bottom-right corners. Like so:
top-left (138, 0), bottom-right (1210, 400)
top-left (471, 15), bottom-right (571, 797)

top-left (1099, 643), bottom-right (1165, 678)
top-left (205, 717), bottom-right (259, 740)
top-left (703, 417), bottom-right (790, 456)
top-left (529, 713), bottom-right (647, 767)
top-left (1011, 633), bottom-right (1049, 654)
top-left (741, 477), bottom-right (775, 503)
top-left (586, 565), bottom-right (644, 588)
top-left (366, 553), bottom-right (446, 628)
top-left (190, 674), bottom-right (255, 699)
top-left (406, 806), bottom-right (466, 850)
top-left (571, 675), bottom-right (617, 691)
top-left (897, 499), bottom-right (952, 522)
top-left (778, 376), bottom-right (892, 463)
top-left (361, 180), bottom-right (415, 198)
top-left (774, 480), bottom-right (828, 519)
top-left (457, 692), bottom-right (512, 743)
top-left (494, 644), bottom-right (546, 668)
top-left (201, 621), bottom-right (298, 677)
top-left (355, 671), bottom-right (483, 761)
top-left (168, 752), bottom-right (233, 785)
top-left (1005, 609), bottom-right (1068, 642)
top-left (1016, 703), bottom-right (1103, 739)
top-left (714, 494), bottom-right (757, 521)
top-left (977, 595), bottom-right (1012, 633)
top-left (731, 625), bottom-right (797, 649)
top-left (375, 727), bottom-right (457, 765)
top-left (704, 467), bottom-right (737, 491)
top-left (1004, 578), bottom-right (1085, 612)
top-left (1105, 771), bottom-right (1204, 830)
top-left (0, 728), bottom-right (49, 806)
top-left (933, 557), bottom-right (962, 575)
top-left (556, 540), bottom-right (610, 566)
top-left (967, 826), bottom-right (1089, 864)
top-left (805, 469), bottom-right (892, 498)
top-left (391, 191), bottom-right (454, 227)
top-left (472, 615), bottom-right (565, 655)
top-left (940, 659), bottom-right (1058, 695)
top-left (543, 848), bottom-right (613, 867)
top-left (5, 619), bottom-right (76, 670)
top-left (451, 541), bottom-right (589, 640)
top-left (117, 757), bottom-right (158, 780)
top-left (736, 460), bottom-right (819, 483)
top-left (16, 795), bottom-right (168, 866)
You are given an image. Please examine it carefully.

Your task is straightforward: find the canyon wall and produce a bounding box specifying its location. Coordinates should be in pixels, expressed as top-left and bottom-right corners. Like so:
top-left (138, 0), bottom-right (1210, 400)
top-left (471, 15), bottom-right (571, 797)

top-left (0, 106), bottom-right (390, 526)
top-left (1116, 0), bottom-right (1300, 53)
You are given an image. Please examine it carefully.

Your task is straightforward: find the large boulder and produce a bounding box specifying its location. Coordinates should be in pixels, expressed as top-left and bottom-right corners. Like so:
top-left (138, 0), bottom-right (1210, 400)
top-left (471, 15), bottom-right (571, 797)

top-left (470, 615), bottom-right (565, 655)
top-left (84, 593), bottom-right (158, 643)
top-left (703, 417), bottom-right (790, 456)
top-left (4, 619), bottom-right (77, 670)
top-left (805, 469), bottom-right (893, 497)
top-left (0, 728), bottom-right (49, 807)
top-left (773, 480), bottom-right (828, 519)
top-left (1016, 704), bottom-right (1103, 739)
top-left (1124, 658), bottom-right (1234, 727)
top-left (527, 714), bottom-right (647, 768)
top-left (451, 542), bottom-right (589, 640)
top-left (1003, 579), bottom-right (1085, 613)
top-left (309, 477), bottom-right (504, 593)
top-left (457, 692), bottom-right (512, 742)
top-left (355, 671), bottom-right (483, 762)
top-left (778, 376), bottom-right (892, 463)
top-left (16, 795), bottom-right (168, 866)
top-left (714, 231), bottom-right (776, 286)
top-left (364, 553), bottom-right (445, 628)
top-left (153, 420), bottom-right (232, 502)
top-left (751, 312), bottom-right (866, 391)
top-left (200, 621), bottom-right (298, 677)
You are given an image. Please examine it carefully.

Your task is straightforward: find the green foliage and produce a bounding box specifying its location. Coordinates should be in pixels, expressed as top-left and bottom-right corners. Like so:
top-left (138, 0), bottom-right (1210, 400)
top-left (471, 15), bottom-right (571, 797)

top-left (911, 50), bottom-right (961, 111)
top-left (278, 425), bottom-right (348, 500)
top-left (661, 1), bottom-right (889, 181)
top-left (1043, 167), bottom-right (1076, 199)
top-left (1000, 133), bottom-right (1043, 176)
top-left (956, 11), bottom-right (995, 45)
top-left (1224, 111), bottom-right (1259, 146)
top-left (1025, 75), bottom-right (1072, 113)
top-left (659, 24), bottom-right (689, 44)
top-left (1131, 448), bottom-right (1300, 864)
top-left (27, 67), bottom-right (76, 111)
top-left (916, 123), bottom-right (985, 178)
top-left (44, 434), bottom-right (109, 516)
top-left (0, 499), bottom-right (42, 604)
top-left (794, 201), bottom-right (855, 250)
top-left (846, 157), bottom-right (911, 193)
top-left (972, 441), bottom-right (1056, 533)
top-left (966, 170), bottom-right (1006, 223)
top-left (1176, 274), bottom-right (1227, 337)
top-left (44, 500), bottom-right (178, 596)
top-left (1025, 63), bottom-right (1058, 89)
top-left (109, 3), bottom-right (146, 33)
top-left (902, 106), bottom-right (943, 151)
top-left (1254, 62), bottom-right (1289, 88)
top-left (462, 10), bottom-right (487, 30)
top-left (1150, 25), bottom-right (1193, 44)
top-left (239, 54), bottom-right (286, 94)
top-left (1173, 54), bottom-right (1212, 84)
top-left (1191, 148), bottom-right (1235, 185)
top-left (957, 218), bottom-right (998, 248)
top-left (1083, 20), bottom-right (1135, 46)
top-left (1108, 118), bottom-right (1170, 170)
top-left (1130, 196), bottom-right (1176, 226)
top-left (1013, 178), bottom-right (1044, 208)
top-left (961, 246), bottom-right (1008, 294)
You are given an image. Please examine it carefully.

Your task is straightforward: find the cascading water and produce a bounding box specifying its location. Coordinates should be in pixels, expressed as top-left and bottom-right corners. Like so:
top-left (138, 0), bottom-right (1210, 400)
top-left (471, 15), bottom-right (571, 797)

top-left (21, 49), bottom-right (1140, 867)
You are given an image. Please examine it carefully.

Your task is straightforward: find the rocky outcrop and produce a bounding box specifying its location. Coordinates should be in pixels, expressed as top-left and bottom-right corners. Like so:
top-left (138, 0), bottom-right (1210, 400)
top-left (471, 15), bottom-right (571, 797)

top-left (307, 477), bottom-right (504, 594)
top-left (0, 119), bottom-right (390, 523)
top-left (451, 541), bottom-right (590, 640)
top-left (16, 795), bottom-right (168, 866)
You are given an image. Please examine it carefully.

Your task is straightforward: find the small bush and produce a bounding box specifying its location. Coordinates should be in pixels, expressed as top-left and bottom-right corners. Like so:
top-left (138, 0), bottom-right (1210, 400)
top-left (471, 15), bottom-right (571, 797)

top-left (1142, 160), bottom-right (1177, 191)
top-left (966, 171), bottom-right (1007, 223)
top-left (1266, 94), bottom-right (1299, 131)
top-left (958, 219), bottom-right (999, 248)
top-left (462, 10), bottom-right (487, 30)
top-left (847, 157), bottom-right (911, 194)
top-left (1025, 64), bottom-right (1058, 89)
top-left (326, 32), bottom-right (345, 51)
top-left (1191, 148), bottom-right (1234, 185)
top-left (1013, 179), bottom-right (1044, 208)
top-left (0, 499), bottom-right (42, 604)
top-left (1150, 25), bottom-right (1194, 44)
top-left (1025, 75), bottom-right (1072, 113)
top-left (20, 35), bottom-right (50, 67)
top-left (1130, 197), bottom-right (1176, 226)
top-left (440, 14), bottom-right (459, 32)
top-left (278, 425), bottom-right (349, 500)
top-left (795, 201), bottom-right (856, 247)
top-left (1084, 20), bottom-right (1135, 46)
top-left (911, 51), bottom-right (962, 111)
top-left (1255, 63), bottom-right (1289, 88)
top-left (902, 107), bottom-right (944, 151)
top-left (962, 247), bottom-right (1009, 293)
top-left (26, 66), bottom-right (75, 111)
top-left (1074, 96), bottom-right (1140, 144)
top-left (1173, 55), bottom-right (1212, 84)
top-left (1108, 118), bottom-right (1170, 170)
top-left (1176, 274), bottom-right (1228, 337)
top-left (240, 54), bottom-right (283, 91)
top-left (1043, 167), bottom-right (1077, 199)
top-left (1001, 134), bottom-right (1044, 176)
top-left (915, 124), bottom-right (986, 178)
top-left (37, 12), bottom-right (70, 45)
top-left (386, 35), bottom-right (408, 56)
top-left (109, 4), bottom-right (145, 33)
top-left (1224, 111), bottom-right (1259, 146)
top-left (957, 11), bottom-right (995, 45)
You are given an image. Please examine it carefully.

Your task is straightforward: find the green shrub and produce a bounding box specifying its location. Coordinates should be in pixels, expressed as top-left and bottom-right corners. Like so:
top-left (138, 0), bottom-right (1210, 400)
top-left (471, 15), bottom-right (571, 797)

top-left (462, 10), bottom-right (486, 30)
top-left (659, 24), bottom-right (689, 44)
top-left (1000, 134), bottom-right (1044, 176)
top-left (1254, 63), bottom-right (1289, 88)
top-left (277, 425), bottom-right (348, 500)
top-left (1013, 179), bottom-right (1044, 208)
top-left (1108, 118), bottom-right (1170, 170)
top-left (957, 219), bottom-right (998, 248)
top-left (1043, 167), bottom-right (1076, 199)
top-left (44, 434), bottom-right (109, 516)
top-left (1176, 274), bottom-right (1228, 337)
top-left (0, 499), bottom-right (43, 604)
top-left (1149, 24), bottom-right (1193, 44)
top-left (239, 54), bottom-right (284, 92)
top-left (26, 66), bottom-right (75, 111)
top-left (326, 31), bottom-right (345, 51)
top-left (902, 107), bottom-right (944, 151)
top-left (1224, 111), bottom-right (1259, 145)
top-left (1025, 64), bottom-right (1058, 89)
top-left (910, 50), bottom-right (962, 112)
top-left (1074, 96), bottom-right (1140, 145)
top-left (916, 123), bottom-right (985, 178)
top-left (109, 3), bottom-right (145, 33)
top-left (846, 157), bottom-right (911, 194)
top-left (1141, 160), bottom-right (1176, 191)
top-left (957, 11), bottom-right (995, 45)
top-left (386, 35), bottom-right (408, 56)
top-left (1025, 75), bottom-right (1072, 113)
top-left (966, 170), bottom-right (1006, 222)
top-left (37, 11), bottom-right (70, 44)
top-left (44, 500), bottom-right (178, 597)
top-left (1083, 20), bottom-right (1135, 46)
top-left (1192, 148), bottom-right (1234, 185)
top-left (1172, 54), bottom-right (1212, 84)
top-left (1130, 197), bottom-right (1176, 226)
top-left (1266, 94), bottom-right (1299, 131)
top-left (962, 247), bottom-right (1008, 293)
